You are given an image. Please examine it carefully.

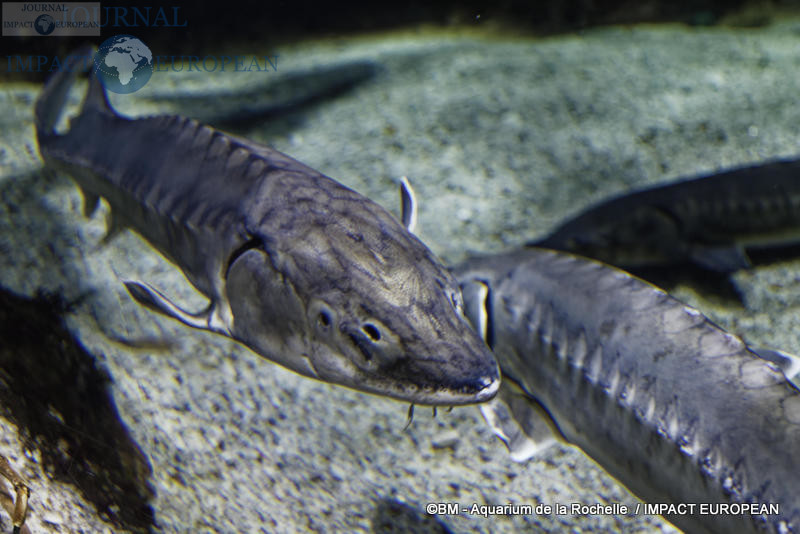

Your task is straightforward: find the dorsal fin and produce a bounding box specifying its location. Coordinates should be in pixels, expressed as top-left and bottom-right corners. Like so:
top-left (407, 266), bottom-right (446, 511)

top-left (399, 176), bottom-right (418, 233)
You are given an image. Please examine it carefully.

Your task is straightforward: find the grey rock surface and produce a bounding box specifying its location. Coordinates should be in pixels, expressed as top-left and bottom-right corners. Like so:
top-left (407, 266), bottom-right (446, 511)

top-left (3, 19), bottom-right (800, 533)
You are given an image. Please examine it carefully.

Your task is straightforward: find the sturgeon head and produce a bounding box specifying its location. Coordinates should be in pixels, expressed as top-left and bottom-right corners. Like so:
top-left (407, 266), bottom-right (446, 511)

top-left (221, 174), bottom-right (500, 406)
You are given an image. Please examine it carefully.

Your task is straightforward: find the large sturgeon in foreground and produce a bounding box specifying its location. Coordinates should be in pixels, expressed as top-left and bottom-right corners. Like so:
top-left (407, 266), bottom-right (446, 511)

top-left (454, 247), bottom-right (800, 533)
top-left (34, 47), bottom-right (499, 406)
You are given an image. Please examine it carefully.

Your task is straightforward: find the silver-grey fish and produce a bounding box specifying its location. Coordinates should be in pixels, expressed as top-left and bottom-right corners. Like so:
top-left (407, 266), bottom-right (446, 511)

top-left (454, 247), bottom-right (800, 533)
top-left (34, 47), bottom-right (499, 406)
top-left (532, 160), bottom-right (800, 272)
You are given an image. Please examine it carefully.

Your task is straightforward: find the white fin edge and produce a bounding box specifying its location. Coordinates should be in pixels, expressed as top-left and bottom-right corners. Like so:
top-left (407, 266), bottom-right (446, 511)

top-left (399, 176), bottom-right (418, 234)
top-left (480, 382), bottom-right (561, 462)
top-left (461, 279), bottom-right (490, 343)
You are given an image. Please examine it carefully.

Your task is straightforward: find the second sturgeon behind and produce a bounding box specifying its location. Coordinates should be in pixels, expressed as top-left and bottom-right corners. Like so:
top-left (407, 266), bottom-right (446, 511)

top-left (454, 247), bottom-right (800, 533)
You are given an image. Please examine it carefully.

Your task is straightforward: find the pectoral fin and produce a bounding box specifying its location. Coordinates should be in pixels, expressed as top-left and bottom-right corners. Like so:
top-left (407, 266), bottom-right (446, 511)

top-left (750, 345), bottom-right (800, 386)
top-left (690, 244), bottom-right (751, 272)
top-left (460, 279), bottom-right (491, 346)
top-left (460, 277), bottom-right (562, 460)
top-left (98, 208), bottom-right (127, 246)
top-left (79, 187), bottom-right (100, 218)
top-left (480, 380), bottom-right (561, 462)
top-left (123, 280), bottom-right (228, 335)
top-left (399, 176), bottom-right (418, 234)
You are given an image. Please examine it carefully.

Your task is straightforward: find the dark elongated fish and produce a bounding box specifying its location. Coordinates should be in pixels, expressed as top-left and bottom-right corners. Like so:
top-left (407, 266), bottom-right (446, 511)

top-left (532, 160), bottom-right (800, 272)
top-left (34, 46), bottom-right (499, 406)
top-left (144, 61), bottom-right (378, 127)
top-left (454, 247), bottom-right (800, 533)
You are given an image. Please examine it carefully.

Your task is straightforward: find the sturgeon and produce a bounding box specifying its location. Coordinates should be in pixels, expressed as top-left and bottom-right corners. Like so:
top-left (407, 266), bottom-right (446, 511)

top-left (454, 247), bottom-right (800, 533)
top-left (34, 46), bottom-right (499, 406)
top-left (532, 159), bottom-right (800, 272)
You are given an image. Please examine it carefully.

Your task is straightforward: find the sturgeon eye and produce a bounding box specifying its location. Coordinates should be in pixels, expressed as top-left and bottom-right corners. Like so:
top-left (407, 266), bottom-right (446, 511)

top-left (362, 323), bottom-right (381, 342)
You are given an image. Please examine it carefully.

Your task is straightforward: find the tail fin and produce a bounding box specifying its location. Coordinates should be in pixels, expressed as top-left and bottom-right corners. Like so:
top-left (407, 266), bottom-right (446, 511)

top-left (34, 45), bottom-right (103, 140)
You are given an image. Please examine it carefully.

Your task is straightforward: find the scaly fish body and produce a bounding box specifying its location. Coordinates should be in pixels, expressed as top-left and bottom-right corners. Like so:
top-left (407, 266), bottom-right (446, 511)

top-left (454, 247), bottom-right (800, 533)
top-left (35, 47), bottom-right (499, 406)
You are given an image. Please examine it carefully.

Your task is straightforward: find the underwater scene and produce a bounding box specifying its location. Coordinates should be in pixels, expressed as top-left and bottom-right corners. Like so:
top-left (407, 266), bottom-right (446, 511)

top-left (1, 1), bottom-right (800, 532)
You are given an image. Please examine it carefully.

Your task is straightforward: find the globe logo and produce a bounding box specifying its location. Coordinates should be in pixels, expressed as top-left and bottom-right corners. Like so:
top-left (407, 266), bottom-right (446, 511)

top-left (94, 35), bottom-right (154, 94)
top-left (34, 14), bottom-right (56, 35)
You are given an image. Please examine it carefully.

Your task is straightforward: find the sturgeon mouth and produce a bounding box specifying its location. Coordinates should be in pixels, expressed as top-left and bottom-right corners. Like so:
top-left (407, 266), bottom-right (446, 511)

top-left (461, 373), bottom-right (501, 402)
top-left (361, 366), bottom-right (501, 406)
top-left (410, 374), bottom-right (501, 405)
